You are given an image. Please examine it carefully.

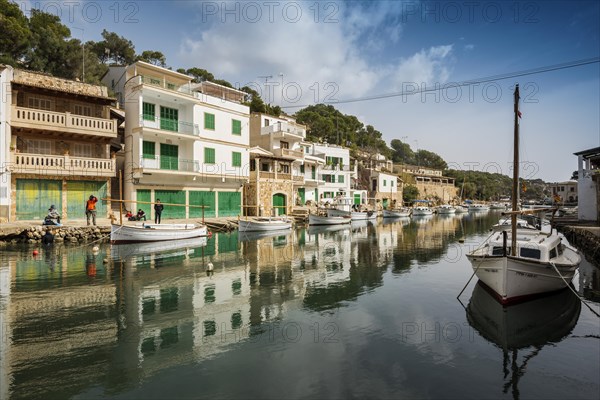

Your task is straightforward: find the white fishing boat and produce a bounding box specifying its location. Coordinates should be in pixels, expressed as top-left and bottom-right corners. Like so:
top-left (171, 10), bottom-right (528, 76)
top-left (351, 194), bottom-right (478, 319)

top-left (326, 196), bottom-right (377, 220)
top-left (309, 214), bottom-right (351, 225)
top-left (468, 203), bottom-right (490, 212)
top-left (490, 202), bottom-right (508, 210)
top-left (436, 204), bottom-right (456, 214)
top-left (110, 223), bottom-right (208, 244)
top-left (454, 205), bottom-right (467, 213)
top-left (466, 85), bottom-right (581, 304)
top-left (491, 216), bottom-right (539, 232)
top-left (382, 208), bottom-right (411, 218)
top-left (237, 217), bottom-right (292, 232)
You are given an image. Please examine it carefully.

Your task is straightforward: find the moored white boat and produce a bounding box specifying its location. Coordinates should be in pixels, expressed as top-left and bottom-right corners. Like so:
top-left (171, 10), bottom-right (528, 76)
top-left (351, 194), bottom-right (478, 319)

top-left (309, 214), bottom-right (351, 225)
top-left (238, 217), bottom-right (292, 232)
top-left (490, 202), bottom-right (508, 210)
top-left (454, 205), bottom-right (467, 213)
top-left (466, 84), bottom-right (581, 304)
top-left (468, 203), bottom-right (490, 212)
top-left (110, 223), bottom-right (208, 244)
top-left (412, 206), bottom-right (433, 216)
top-left (327, 208), bottom-right (377, 220)
top-left (436, 204), bottom-right (456, 214)
top-left (383, 208), bottom-right (411, 218)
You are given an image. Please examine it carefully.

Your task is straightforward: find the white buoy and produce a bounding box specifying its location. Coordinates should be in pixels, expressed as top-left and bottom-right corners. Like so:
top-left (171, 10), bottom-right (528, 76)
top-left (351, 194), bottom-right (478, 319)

top-left (92, 245), bottom-right (100, 252)
top-left (207, 261), bottom-right (214, 271)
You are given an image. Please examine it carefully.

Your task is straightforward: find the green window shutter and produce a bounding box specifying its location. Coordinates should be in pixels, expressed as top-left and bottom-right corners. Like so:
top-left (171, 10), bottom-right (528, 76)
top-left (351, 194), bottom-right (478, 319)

top-left (338, 175), bottom-right (344, 183)
top-left (383, 179), bottom-right (387, 187)
top-left (143, 102), bottom-right (155, 121)
top-left (204, 147), bottom-right (215, 164)
top-left (160, 106), bottom-right (178, 132)
top-left (311, 166), bottom-right (316, 179)
top-left (160, 143), bottom-right (179, 170)
top-left (232, 119), bottom-right (242, 135)
top-left (300, 164), bottom-right (305, 173)
top-left (142, 141), bottom-right (155, 159)
top-left (232, 151), bottom-right (242, 167)
top-left (331, 175), bottom-right (335, 183)
top-left (205, 113), bottom-right (215, 130)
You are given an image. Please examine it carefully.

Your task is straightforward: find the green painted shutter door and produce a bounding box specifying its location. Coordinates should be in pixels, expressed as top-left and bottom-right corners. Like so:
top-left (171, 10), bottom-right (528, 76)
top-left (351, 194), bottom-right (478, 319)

top-left (189, 191), bottom-right (216, 218)
top-left (16, 179), bottom-right (62, 221)
top-left (382, 198), bottom-right (389, 209)
top-left (137, 189), bottom-right (151, 216)
top-left (217, 192), bottom-right (241, 217)
top-left (160, 106), bottom-right (178, 132)
top-left (160, 143), bottom-right (178, 170)
top-left (354, 194), bottom-right (361, 205)
top-left (67, 180), bottom-right (107, 220)
top-left (298, 188), bottom-right (305, 204)
top-left (155, 190), bottom-right (186, 219)
top-left (272, 193), bottom-right (286, 216)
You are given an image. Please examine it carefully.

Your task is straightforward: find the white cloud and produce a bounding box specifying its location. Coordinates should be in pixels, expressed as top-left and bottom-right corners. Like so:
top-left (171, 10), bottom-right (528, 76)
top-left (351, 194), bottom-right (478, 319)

top-left (463, 44), bottom-right (475, 51)
top-left (391, 45), bottom-right (454, 88)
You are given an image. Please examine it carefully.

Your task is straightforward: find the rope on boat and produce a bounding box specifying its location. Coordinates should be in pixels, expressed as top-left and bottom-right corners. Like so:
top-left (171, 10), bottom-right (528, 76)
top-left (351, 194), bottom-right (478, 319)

top-left (456, 230), bottom-right (497, 299)
top-left (550, 262), bottom-right (600, 318)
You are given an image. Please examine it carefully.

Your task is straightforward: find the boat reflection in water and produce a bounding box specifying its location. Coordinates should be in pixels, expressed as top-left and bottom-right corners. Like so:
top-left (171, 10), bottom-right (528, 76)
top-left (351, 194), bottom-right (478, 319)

top-left (466, 283), bottom-right (581, 399)
top-left (237, 229), bottom-right (293, 242)
top-left (110, 237), bottom-right (209, 261)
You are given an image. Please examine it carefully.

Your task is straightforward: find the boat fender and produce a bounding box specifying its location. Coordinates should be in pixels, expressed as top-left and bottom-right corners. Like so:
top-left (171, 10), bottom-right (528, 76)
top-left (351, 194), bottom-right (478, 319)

top-left (208, 231), bottom-right (213, 238)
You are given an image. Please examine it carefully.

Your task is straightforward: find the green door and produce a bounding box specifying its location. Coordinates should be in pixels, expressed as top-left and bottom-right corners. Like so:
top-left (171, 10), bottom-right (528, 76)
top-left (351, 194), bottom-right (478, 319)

top-left (382, 198), bottom-right (389, 209)
top-left (272, 193), bottom-right (286, 216)
top-left (16, 179), bottom-right (62, 221)
top-left (189, 191), bottom-right (216, 218)
top-left (67, 180), bottom-right (107, 220)
top-left (155, 190), bottom-right (186, 219)
top-left (218, 192), bottom-right (241, 217)
top-left (160, 143), bottom-right (179, 170)
top-left (160, 106), bottom-right (178, 132)
top-left (136, 189), bottom-right (151, 217)
top-left (297, 188), bottom-right (305, 205)
top-left (354, 194), bottom-right (361, 205)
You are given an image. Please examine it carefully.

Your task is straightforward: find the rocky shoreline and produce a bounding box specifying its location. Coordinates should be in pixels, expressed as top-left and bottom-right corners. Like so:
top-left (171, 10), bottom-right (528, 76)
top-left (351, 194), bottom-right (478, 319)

top-left (557, 225), bottom-right (600, 267)
top-left (0, 225), bottom-right (111, 246)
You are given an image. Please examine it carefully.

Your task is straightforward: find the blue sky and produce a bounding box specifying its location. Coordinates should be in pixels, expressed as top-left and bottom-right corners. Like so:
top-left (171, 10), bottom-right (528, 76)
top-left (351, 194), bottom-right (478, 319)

top-left (19, 0), bottom-right (599, 181)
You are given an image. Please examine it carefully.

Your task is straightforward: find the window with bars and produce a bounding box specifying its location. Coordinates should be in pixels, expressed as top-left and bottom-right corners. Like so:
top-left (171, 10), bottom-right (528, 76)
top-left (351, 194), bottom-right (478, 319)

top-left (205, 113), bottom-right (215, 130)
top-left (143, 102), bottom-right (155, 121)
top-left (204, 147), bottom-right (216, 164)
top-left (232, 152), bottom-right (242, 167)
top-left (232, 119), bottom-right (242, 135)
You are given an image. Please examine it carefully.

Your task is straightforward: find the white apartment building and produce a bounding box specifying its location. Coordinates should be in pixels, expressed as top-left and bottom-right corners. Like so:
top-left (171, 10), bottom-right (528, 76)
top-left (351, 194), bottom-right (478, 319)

top-left (0, 66), bottom-right (11, 222)
top-left (574, 147), bottom-right (599, 221)
top-left (105, 62), bottom-right (250, 219)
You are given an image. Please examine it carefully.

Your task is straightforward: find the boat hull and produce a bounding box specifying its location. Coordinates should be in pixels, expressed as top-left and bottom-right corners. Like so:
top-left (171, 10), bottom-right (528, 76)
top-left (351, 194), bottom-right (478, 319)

top-left (238, 219), bottom-right (292, 232)
top-left (309, 214), bottom-right (351, 225)
top-left (110, 223), bottom-right (208, 244)
top-left (383, 209), bottom-right (411, 218)
top-left (466, 253), bottom-right (579, 304)
top-left (412, 209), bottom-right (433, 216)
top-left (327, 209), bottom-right (377, 220)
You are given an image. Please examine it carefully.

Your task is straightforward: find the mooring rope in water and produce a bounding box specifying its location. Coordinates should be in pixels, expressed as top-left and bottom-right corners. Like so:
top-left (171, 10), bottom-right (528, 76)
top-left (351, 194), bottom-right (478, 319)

top-left (550, 261), bottom-right (600, 318)
top-left (456, 230), bottom-right (497, 299)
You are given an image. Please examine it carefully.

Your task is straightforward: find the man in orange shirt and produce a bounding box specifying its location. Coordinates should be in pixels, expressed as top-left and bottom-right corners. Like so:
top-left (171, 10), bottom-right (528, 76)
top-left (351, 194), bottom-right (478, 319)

top-left (86, 195), bottom-right (98, 226)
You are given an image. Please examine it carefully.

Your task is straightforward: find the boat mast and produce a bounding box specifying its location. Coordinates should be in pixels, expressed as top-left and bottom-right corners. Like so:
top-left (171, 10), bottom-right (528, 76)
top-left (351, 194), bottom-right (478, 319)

top-left (511, 84), bottom-right (520, 255)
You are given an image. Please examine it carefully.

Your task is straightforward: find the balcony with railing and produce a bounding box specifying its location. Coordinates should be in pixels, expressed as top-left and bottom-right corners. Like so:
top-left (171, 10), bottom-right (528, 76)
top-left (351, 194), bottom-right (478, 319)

top-left (139, 156), bottom-right (199, 173)
top-left (140, 115), bottom-right (199, 137)
top-left (11, 153), bottom-right (116, 177)
top-left (12, 106), bottom-right (117, 137)
top-left (249, 170), bottom-right (304, 183)
top-left (261, 121), bottom-right (306, 139)
top-left (139, 75), bottom-right (193, 96)
top-left (273, 148), bottom-right (304, 159)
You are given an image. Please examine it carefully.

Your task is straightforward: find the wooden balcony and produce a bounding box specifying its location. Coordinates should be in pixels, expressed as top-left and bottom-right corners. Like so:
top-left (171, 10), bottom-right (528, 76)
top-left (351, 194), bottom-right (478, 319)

top-left (10, 153), bottom-right (116, 177)
top-left (12, 106), bottom-right (117, 138)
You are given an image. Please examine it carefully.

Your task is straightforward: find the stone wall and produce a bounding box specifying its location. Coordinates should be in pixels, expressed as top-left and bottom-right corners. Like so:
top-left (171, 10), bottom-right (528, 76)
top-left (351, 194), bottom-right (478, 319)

top-left (13, 69), bottom-right (111, 99)
top-left (0, 225), bottom-right (110, 245)
top-left (244, 180), bottom-right (294, 216)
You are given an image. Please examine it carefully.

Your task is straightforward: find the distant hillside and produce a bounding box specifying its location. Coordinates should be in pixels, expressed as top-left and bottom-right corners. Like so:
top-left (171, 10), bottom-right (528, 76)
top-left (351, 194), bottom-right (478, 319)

top-left (446, 170), bottom-right (547, 201)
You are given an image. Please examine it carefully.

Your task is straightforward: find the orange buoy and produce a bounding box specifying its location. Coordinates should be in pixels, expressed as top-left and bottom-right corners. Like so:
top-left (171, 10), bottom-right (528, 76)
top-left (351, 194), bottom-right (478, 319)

top-left (32, 250), bottom-right (39, 256)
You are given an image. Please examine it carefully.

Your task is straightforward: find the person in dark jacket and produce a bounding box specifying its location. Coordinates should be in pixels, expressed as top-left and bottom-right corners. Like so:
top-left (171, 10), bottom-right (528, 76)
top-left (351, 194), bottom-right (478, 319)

top-left (41, 228), bottom-right (55, 245)
top-left (154, 199), bottom-right (164, 224)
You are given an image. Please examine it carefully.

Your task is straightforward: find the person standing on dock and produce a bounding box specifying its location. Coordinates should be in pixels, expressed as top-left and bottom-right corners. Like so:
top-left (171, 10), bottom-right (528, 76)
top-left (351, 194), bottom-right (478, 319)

top-left (86, 195), bottom-right (98, 226)
top-left (154, 199), bottom-right (164, 224)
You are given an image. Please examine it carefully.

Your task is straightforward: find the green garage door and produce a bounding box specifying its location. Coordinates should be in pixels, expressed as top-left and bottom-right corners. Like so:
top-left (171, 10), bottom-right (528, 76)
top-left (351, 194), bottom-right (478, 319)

top-left (16, 179), bottom-right (62, 221)
top-left (189, 191), bottom-right (216, 218)
top-left (218, 192), bottom-right (241, 217)
top-left (67, 181), bottom-right (107, 220)
top-left (155, 190), bottom-right (186, 219)
top-left (354, 194), bottom-right (361, 205)
top-left (136, 189), bottom-right (151, 217)
top-left (297, 188), bottom-right (305, 205)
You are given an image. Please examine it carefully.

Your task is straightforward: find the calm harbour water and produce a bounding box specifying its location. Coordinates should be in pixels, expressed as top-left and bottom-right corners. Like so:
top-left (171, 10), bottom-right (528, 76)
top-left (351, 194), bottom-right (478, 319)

top-left (0, 211), bottom-right (599, 400)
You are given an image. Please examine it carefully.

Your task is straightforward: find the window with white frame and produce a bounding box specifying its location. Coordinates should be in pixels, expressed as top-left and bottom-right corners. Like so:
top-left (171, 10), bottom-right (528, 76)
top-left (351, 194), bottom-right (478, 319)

top-left (27, 96), bottom-right (53, 111)
top-left (71, 143), bottom-right (94, 157)
top-left (73, 104), bottom-right (92, 116)
top-left (25, 139), bottom-right (52, 154)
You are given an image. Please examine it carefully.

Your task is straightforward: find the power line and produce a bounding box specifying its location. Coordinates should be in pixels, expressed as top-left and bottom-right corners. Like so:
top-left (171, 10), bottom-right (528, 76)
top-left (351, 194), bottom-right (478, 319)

top-left (281, 57), bottom-right (600, 109)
